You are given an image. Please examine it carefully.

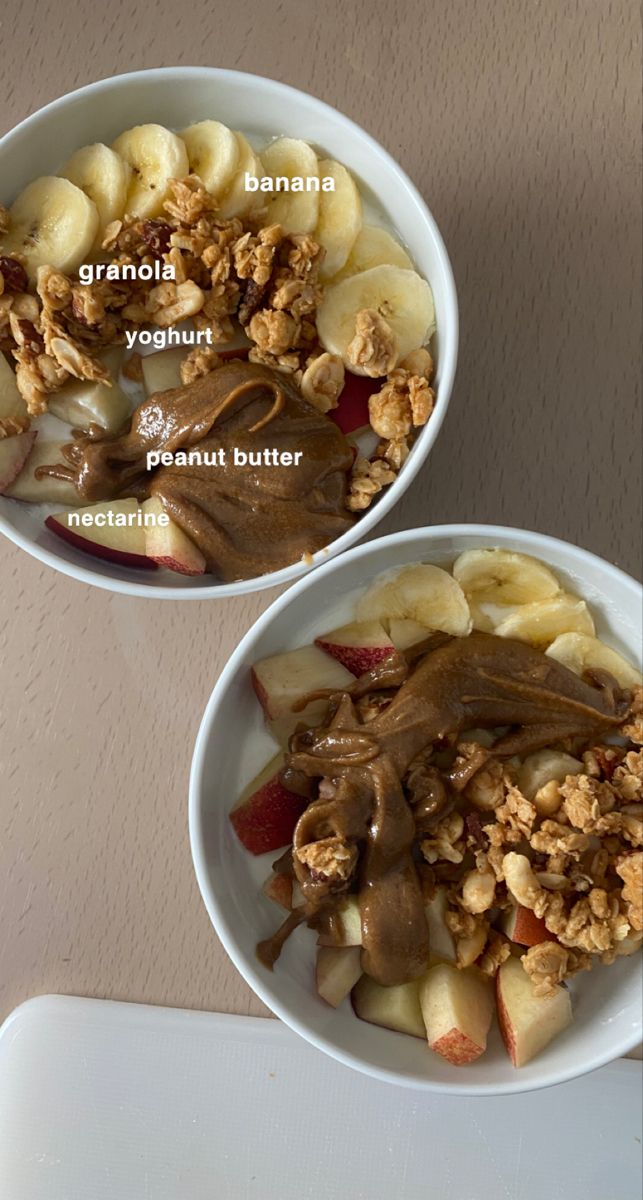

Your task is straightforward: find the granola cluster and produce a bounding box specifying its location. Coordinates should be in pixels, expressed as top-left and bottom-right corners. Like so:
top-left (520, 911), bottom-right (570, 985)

top-left (418, 687), bottom-right (643, 995)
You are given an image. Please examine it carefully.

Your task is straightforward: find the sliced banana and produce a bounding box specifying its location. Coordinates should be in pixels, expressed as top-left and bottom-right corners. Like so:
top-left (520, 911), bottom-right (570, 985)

top-left (260, 137), bottom-right (320, 234)
top-left (494, 594), bottom-right (595, 645)
top-left (546, 633), bottom-right (642, 688)
top-left (61, 143), bottom-right (131, 248)
top-left (333, 224), bottom-right (412, 282)
top-left (217, 133), bottom-right (264, 219)
top-left (317, 264), bottom-right (435, 372)
top-left (111, 124), bottom-right (189, 218)
top-left (315, 159), bottom-right (362, 280)
top-left (180, 120), bottom-right (239, 198)
top-left (357, 564), bottom-right (472, 637)
top-left (453, 548), bottom-right (561, 606)
top-left (1, 177), bottom-right (99, 282)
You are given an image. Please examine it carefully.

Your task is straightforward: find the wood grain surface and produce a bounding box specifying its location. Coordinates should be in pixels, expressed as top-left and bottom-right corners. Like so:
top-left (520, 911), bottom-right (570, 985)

top-left (0, 0), bottom-right (641, 1030)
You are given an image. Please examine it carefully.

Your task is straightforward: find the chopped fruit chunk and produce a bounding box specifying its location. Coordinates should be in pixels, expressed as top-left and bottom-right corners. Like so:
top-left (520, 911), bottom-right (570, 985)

top-left (262, 873), bottom-right (294, 910)
top-left (419, 963), bottom-right (493, 1065)
top-left (48, 347), bottom-right (129, 432)
top-left (352, 975), bottom-right (425, 1038)
top-left (141, 497), bottom-right (206, 575)
top-left (500, 905), bottom-right (557, 948)
top-left (5, 439), bottom-right (81, 505)
top-left (316, 946), bottom-right (363, 1007)
top-left (496, 955), bottom-right (572, 1067)
top-left (315, 619), bottom-right (394, 676)
top-left (45, 498), bottom-right (154, 569)
top-left (317, 895), bottom-right (362, 947)
top-left (252, 644), bottom-right (354, 741)
top-left (141, 347), bottom-right (186, 395)
top-left (0, 353), bottom-right (29, 431)
top-left (424, 887), bottom-right (457, 963)
top-left (329, 371), bottom-right (375, 435)
top-left (0, 430), bottom-right (37, 492)
top-left (230, 754), bottom-right (307, 855)
top-left (387, 617), bottom-right (432, 651)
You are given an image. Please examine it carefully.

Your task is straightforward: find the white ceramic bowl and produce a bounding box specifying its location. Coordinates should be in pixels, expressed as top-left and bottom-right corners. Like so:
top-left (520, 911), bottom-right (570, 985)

top-left (190, 524), bottom-right (643, 1093)
top-left (0, 68), bottom-right (458, 598)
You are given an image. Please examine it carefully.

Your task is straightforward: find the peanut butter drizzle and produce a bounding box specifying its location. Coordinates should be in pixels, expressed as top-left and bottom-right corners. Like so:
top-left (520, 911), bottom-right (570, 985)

top-left (37, 360), bottom-right (355, 581)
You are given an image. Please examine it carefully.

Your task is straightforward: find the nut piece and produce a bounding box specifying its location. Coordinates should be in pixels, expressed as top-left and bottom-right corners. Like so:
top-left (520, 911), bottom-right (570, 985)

top-left (347, 308), bottom-right (398, 377)
top-left (300, 352), bottom-right (345, 412)
top-left (461, 865), bottom-right (496, 914)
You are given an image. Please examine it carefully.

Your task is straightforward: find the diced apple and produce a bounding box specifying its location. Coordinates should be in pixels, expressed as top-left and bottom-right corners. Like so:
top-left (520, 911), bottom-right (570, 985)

top-left (141, 496), bottom-right (206, 575)
top-left (315, 619), bottom-right (394, 676)
top-left (0, 352), bottom-right (29, 430)
top-left (252, 644), bottom-right (353, 725)
top-left (517, 750), bottom-right (583, 802)
top-left (500, 904), bottom-right (557, 948)
top-left (317, 895), bottom-right (362, 946)
top-left (496, 955), bottom-right (572, 1067)
top-left (419, 963), bottom-right (494, 1065)
top-left (352, 974), bottom-right (425, 1038)
top-left (230, 753), bottom-right (307, 855)
top-left (424, 887), bottom-right (457, 963)
top-left (4, 439), bottom-right (82, 504)
top-left (316, 946), bottom-right (363, 1007)
top-left (45, 499), bottom-right (155, 569)
top-left (0, 430), bottom-right (37, 492)
top-left (262, 872), bottom-right (294, 910)
top-left (48, 347), bottom-right (130, 433)
top-left (330, 371), bottom-right (377, 435)
top-left (387, 617), bottom-right (432, 652)
top-left (141, 347), bottom-right (186, 396)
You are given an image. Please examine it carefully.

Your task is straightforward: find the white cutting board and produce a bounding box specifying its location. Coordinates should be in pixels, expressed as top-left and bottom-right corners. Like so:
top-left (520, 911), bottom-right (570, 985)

top-left (0, 996), bottom-right (640, 1200)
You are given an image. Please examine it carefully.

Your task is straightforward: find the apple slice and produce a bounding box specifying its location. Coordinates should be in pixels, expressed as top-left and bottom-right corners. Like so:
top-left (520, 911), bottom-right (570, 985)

top-left (315, 619), bottom-right (394, 676)
top-left (496, 955), bottom-right (572, 1067)
top-left (230, 753), bottom-right (307, 855)
top-left (262, 872), bottom-right (294, 910)
top-left (48, 347), bottom-right (130, 433)
top-left (45, 498), bottom-right (155, 569)
top-left (316, 946), bottom-right (363, 1007)
top-left (4, 439), bottom-right (82, 504)
top-left (500, 904), bottom-right (557, 948)
top-left (387, 617), bottom-right (432, 652)
top-left (329, 371), bottom-right (378, 435)
top-left (317, 895), bottom-right (362, 946)
top-left (0, 352), bottom-right (29, 432)
top-left (419, 963), bottom-right (494, 1065)
top-left (141, 347), bottom-right (187, 396)
top-left (252, 645), bottom-right (353, 747)
top-left (425, 887), bottom-right (457, 963)
top-left (352, 975), bottom-right (425, 1038)
top-left (0, 430), bottom-right (37, 491)
top-left (141, 496), bottom-right (206, 576)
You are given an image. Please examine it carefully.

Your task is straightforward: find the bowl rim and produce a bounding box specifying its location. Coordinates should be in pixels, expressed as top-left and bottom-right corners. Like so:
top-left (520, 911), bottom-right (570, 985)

top-left (189, 522), bottom-right (643, 1093)
top-left (0, 65), bottom-right (458, 599)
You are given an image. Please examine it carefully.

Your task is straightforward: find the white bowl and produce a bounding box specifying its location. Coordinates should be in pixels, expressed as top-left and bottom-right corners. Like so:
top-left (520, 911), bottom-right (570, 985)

top-left (190, 524), bottom-right (643, 1093)
top-left (0, 68), bottom-right (458, 598)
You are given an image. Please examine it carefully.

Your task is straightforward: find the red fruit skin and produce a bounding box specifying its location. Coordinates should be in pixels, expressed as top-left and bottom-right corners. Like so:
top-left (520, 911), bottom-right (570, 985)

top-left (502, 905), bottom-right (557, 948)
top-left (230, 775), bottom-right (307, 855)
top-left (45, 516), bottom-right (157, 570)
top-left (314, 639), bottom-right (394, 677)
top-left (147, 554), bottom-right (205, 577)
top-left (330, 372), bottom-right (382, 435)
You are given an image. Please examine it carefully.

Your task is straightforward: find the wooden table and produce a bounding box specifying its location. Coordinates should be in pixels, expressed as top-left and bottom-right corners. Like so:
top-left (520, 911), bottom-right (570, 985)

top-left (1, 0), bottom-right (641, 1029)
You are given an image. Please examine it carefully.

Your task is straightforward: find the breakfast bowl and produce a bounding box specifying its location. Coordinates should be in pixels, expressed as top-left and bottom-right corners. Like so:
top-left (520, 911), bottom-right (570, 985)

top-left (0, 67), bottom-right (457, 598)
top-left (190, 524), bottom-right (643, 1093)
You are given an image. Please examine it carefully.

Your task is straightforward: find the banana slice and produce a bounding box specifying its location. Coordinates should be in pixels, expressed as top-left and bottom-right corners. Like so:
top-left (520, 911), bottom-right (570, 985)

top-left (111, 124), bottom-right (189, 218)
top-left (61, 143), bottom-right (131, 249)
top-left (180, 120), bottom-right (239, 198)
top-left (315, 159), bottom-right (362, 280)
top-left (1, 177), bottom-right (99, 282)
top-left (494, 594), bottom-right (595, 645)
top-left (333, 224), bottom-right (412, 282)
top-left (453, 548), bottom-right (561, 605)
top-left (546, 633), bottom-right (642, 688)
top-left (357, 564), bottom-right (472, 637)
top-left (261, 137), bottom-right (320, 234)
top-left (217, 133), bottom-right (264, 219)
top-left (317, 264), bottom-right (435, 371)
